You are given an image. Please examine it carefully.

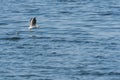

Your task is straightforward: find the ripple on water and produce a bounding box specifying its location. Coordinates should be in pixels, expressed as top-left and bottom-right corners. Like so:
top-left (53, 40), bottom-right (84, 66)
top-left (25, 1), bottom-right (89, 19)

top-left (0, 23), bottom-right (8, 25)
top-left (0, 36), bottom-right (22, 41)
top-left (76, 71), bottom-right (120, 76)
top-left (29, 35), bottom-right (51, 39)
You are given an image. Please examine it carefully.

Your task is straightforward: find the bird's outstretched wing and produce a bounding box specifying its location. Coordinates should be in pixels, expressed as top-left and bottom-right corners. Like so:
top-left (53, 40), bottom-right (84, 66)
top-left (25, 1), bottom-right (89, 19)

top-left (32, 17), bottom-right (36, 25)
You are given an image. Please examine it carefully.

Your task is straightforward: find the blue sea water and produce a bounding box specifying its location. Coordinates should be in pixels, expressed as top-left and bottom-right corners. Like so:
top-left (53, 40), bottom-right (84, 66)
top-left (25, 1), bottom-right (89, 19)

top-left (0, 0), bottom-right (120, 80)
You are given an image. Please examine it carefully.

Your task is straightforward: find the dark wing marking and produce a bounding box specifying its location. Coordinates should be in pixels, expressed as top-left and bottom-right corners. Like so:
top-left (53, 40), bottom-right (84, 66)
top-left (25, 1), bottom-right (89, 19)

top-left (32, 17), bottom-right (36, 25)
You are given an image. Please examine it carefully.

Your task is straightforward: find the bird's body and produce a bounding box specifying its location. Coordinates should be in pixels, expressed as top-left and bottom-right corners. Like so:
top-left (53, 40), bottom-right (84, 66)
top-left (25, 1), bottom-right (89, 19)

top-left (29, 17), bottom-right (39, 31)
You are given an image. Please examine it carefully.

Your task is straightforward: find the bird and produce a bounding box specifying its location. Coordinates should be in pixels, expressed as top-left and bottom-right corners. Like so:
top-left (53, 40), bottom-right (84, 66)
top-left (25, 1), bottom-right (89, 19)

top-left (29, 17), bottom-right (39, 31)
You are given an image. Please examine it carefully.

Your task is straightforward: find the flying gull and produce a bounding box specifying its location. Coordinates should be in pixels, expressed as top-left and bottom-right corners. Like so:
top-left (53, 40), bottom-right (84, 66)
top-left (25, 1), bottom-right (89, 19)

top-left (29, 17), bottom-right (39, 31)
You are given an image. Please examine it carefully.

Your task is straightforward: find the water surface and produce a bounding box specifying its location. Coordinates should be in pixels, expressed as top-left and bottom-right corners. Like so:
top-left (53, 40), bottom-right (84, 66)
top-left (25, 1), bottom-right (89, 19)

top-left (0, 0), bottom-right (120, 80)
